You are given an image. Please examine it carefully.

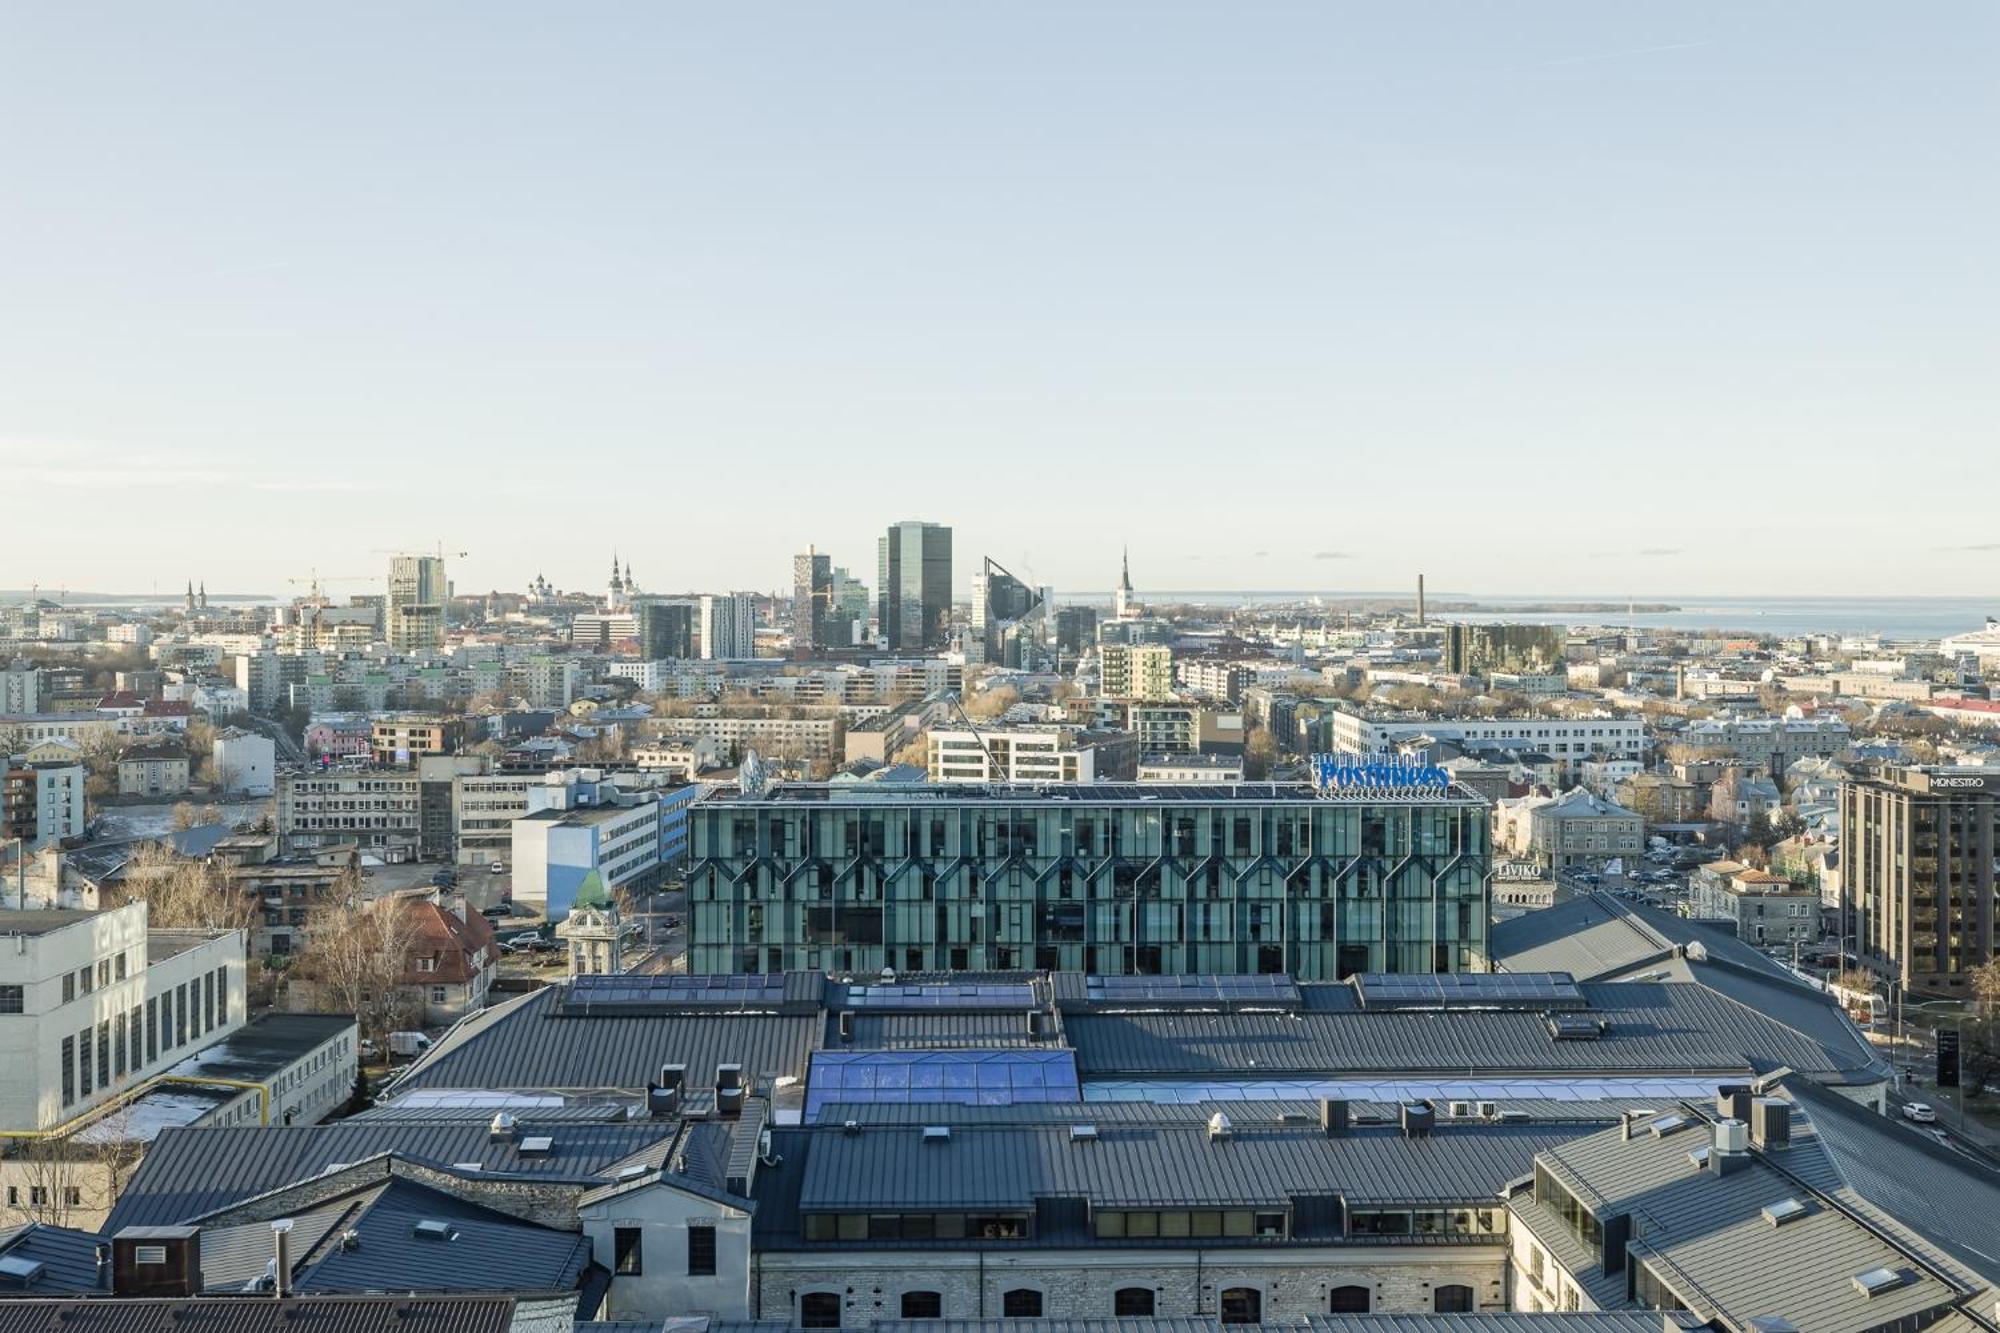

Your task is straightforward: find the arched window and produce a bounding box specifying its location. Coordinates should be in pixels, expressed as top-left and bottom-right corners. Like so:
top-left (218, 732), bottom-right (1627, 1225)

top-left (900, 1292), bottom-right (943, 1319)
top-left (1220, 1288), bottom-right (1262, 1324)
top-left (800, 1293), bottom-right (842, 1328)
top-left (1115, 1288), bottom-right (1155, 1317)
top-left (1434, 1285), bottom-right (1475, 1313)
top-left (1001, 1290), bottom-right (1043, 1318)
top-left (1330, 1285), bottom-right (1372, 1313)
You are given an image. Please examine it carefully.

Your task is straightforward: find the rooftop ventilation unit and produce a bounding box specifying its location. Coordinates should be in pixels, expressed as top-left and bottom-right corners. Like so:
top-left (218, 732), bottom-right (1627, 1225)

top-left (1448, 1101), bottom-right (1475, 1119)
top-left (842, 1119), bottom-right (861, 1136)
top-left (1762, 1198), bottom-right (1808, 1228)
top-left (1069, 1124), bottom-right (1099, 1142)
top-left (488, 1112), bottom-right (516, 1144)
top-left (1685, 1145), bottom-right (1711, 1170)
top-left (1751, 1097), bottom-right (1792, 1150)
top-left (1208, 1111), bottom-right (1233, 1142)
top-left (517, 1135), bottom-right (555, 1157)
top-left (412, 1220), bottom-right (456, 1242)
top-left (1852, 1267), bottom-right (1910, 1298)
top-left (1401, 1102), bottom-right (1435, 1139)
top-left (450, 1162), bottom-right (483, 1174)
top-left (1477, 1101), bottom-right (1499, 1119)
top-left (921, 1125), bottom-right (951, 1144)
top-left (337, 1231), bottom-right (361, 1253)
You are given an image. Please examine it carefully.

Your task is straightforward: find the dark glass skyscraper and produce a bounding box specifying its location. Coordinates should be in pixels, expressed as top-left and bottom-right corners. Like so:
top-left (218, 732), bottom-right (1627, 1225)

top-left (792, 546), bottom-right (833, 654)
top-left (877, 520), bottom-right (952, 651)
top-left (636, 600), bottom-right (695, 660)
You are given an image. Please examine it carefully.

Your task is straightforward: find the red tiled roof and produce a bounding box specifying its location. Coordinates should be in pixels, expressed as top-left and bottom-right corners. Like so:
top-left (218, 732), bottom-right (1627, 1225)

top-left (399, 900), bottom-right (497, 986)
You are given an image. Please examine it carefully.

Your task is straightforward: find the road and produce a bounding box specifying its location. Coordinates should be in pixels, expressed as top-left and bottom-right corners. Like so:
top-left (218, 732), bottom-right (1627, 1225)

top-left (248, 714), bottom-right (306, 764)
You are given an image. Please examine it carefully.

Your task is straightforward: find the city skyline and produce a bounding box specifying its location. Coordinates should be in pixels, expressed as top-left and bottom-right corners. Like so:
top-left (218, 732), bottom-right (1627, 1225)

top-left (5, 2), bottom-right (1997, 596)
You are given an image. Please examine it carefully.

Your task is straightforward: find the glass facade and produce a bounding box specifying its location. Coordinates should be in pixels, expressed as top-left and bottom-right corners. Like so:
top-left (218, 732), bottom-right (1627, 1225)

top-left (687, 786), bottom-right (1490, 978)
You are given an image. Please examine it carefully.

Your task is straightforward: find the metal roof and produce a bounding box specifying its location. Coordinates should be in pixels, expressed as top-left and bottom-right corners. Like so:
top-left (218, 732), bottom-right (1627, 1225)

top-left (103, 1119), bottom-right (682, 1231)
top-left (387, 985), bottom-right (822, 1094)
top-left (1521, 1116), bottom-right (1967, 1333)
top-left (0, 1297), bottom-right (518, 1333)
top-left (783, 1116), bottom-right (1606, 1215)
top-left (0, 1224), bottom-right (106, 1295)
top-left (197, 1176), bottom-right (590, 1296)
top-left (1063, 982), bottom-right (1879, 1083)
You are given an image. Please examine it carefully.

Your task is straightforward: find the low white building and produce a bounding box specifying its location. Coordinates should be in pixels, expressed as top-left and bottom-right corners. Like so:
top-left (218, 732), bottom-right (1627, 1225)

top-left (1137, 753), bottom-right (1246, 783)
top-left (0, 902), bottom-right (248, 1138)
top-left (212, 728), bottom-right (276, 796)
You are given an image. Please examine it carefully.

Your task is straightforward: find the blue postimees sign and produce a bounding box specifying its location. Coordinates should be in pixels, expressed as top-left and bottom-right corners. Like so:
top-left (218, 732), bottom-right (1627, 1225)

top-left (1310, 752), bottom-right (1450, 793)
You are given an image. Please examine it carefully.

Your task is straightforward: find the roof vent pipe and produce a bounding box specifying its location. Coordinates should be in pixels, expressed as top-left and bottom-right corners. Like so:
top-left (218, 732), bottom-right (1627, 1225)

top-left (271, 1220), bottom-right (294, 1299)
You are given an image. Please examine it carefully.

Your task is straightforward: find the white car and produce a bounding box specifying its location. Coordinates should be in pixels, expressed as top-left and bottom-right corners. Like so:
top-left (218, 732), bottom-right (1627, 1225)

top-left (1902, 1102), bottom-right (1937, 1124)
top-left (489, 862), bottom-right (506, 874)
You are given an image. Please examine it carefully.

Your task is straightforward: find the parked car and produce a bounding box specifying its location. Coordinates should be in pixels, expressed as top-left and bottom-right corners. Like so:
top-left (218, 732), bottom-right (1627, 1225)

top-left (358, 1038), bottom-right (380, 1060)
top-left (1902, 1102), bottom-right (1937, 1124)
top-left (489, 862), bottom-right (506, 874)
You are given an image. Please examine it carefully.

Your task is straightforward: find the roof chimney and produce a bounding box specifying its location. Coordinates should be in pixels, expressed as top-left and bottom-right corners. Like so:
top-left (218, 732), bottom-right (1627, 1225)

top-left (1401, 1102), bottom-right (1435, 1139)
top-left (1319, 1098), bottom-right (1349, 1137)
top-left (1716, 1084), bottom-right (1753, 1122)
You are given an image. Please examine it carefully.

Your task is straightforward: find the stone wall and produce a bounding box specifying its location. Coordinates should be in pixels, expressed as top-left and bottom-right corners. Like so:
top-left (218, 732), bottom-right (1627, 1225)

top-left (755, 1243), bottom-right (1507, 1323)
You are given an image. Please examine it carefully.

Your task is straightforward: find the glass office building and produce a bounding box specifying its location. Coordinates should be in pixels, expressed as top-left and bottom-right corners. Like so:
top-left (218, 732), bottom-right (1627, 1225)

top-left (687, 782), bottom-right (1491, 979)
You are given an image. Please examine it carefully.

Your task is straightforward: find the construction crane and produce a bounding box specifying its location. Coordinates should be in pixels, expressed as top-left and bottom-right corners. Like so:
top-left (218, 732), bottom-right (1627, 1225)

top-left (285, 570), bottom-right (374, 603)
top-left (372, 545), bottom-right (468, 562)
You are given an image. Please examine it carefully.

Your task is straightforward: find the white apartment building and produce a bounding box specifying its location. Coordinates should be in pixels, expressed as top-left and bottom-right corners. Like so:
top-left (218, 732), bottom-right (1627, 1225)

top-left (0, 662), bottom-right (39, 715)
top-left (699, 594), bottom-right (758, 661)
top-left (608, 659), bottom-right (726, 696)
top-left (928, 726), bottom-right (1096, 783)
top-left (1328, 711), bottom-right (1646, 775)
top-left (631, 735), bottom-right (724, 779)
top-left (659, 712), bottom-right (842, 763)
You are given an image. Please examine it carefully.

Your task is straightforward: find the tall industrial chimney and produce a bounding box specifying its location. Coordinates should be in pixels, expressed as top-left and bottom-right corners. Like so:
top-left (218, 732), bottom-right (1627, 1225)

top-left (1417, 574), bottom-right (1427, 627)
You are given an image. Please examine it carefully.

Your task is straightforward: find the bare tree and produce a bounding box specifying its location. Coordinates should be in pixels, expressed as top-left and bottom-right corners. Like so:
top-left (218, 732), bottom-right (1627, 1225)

top-left (1973, 957), bottom-right (2000, 1018)
top-left (170, 802), bottom-right (224, 832)
top-left (118, 842), bottom-right (255, 933)
top-left (289, 892), bottom-right (426, 1044)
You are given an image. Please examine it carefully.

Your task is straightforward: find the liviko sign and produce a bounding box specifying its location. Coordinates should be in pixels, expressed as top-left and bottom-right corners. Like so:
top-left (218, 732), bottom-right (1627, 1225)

top-left (1309, 752), bottom-right (1451, 793)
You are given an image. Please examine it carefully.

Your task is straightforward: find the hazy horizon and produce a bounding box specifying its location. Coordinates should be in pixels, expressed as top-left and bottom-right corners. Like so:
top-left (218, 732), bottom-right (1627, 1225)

top-left (4, 2), bottom-right (1995, 598)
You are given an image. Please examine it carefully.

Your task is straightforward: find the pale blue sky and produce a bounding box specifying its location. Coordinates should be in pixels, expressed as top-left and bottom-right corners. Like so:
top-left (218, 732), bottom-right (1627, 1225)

top-left (2, 3), bottom-right (1994, 600)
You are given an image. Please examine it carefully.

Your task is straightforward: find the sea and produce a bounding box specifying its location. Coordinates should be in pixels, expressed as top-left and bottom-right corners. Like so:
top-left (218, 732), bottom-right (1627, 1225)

top-left (1053, 593), bottom-right (1998, 640)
